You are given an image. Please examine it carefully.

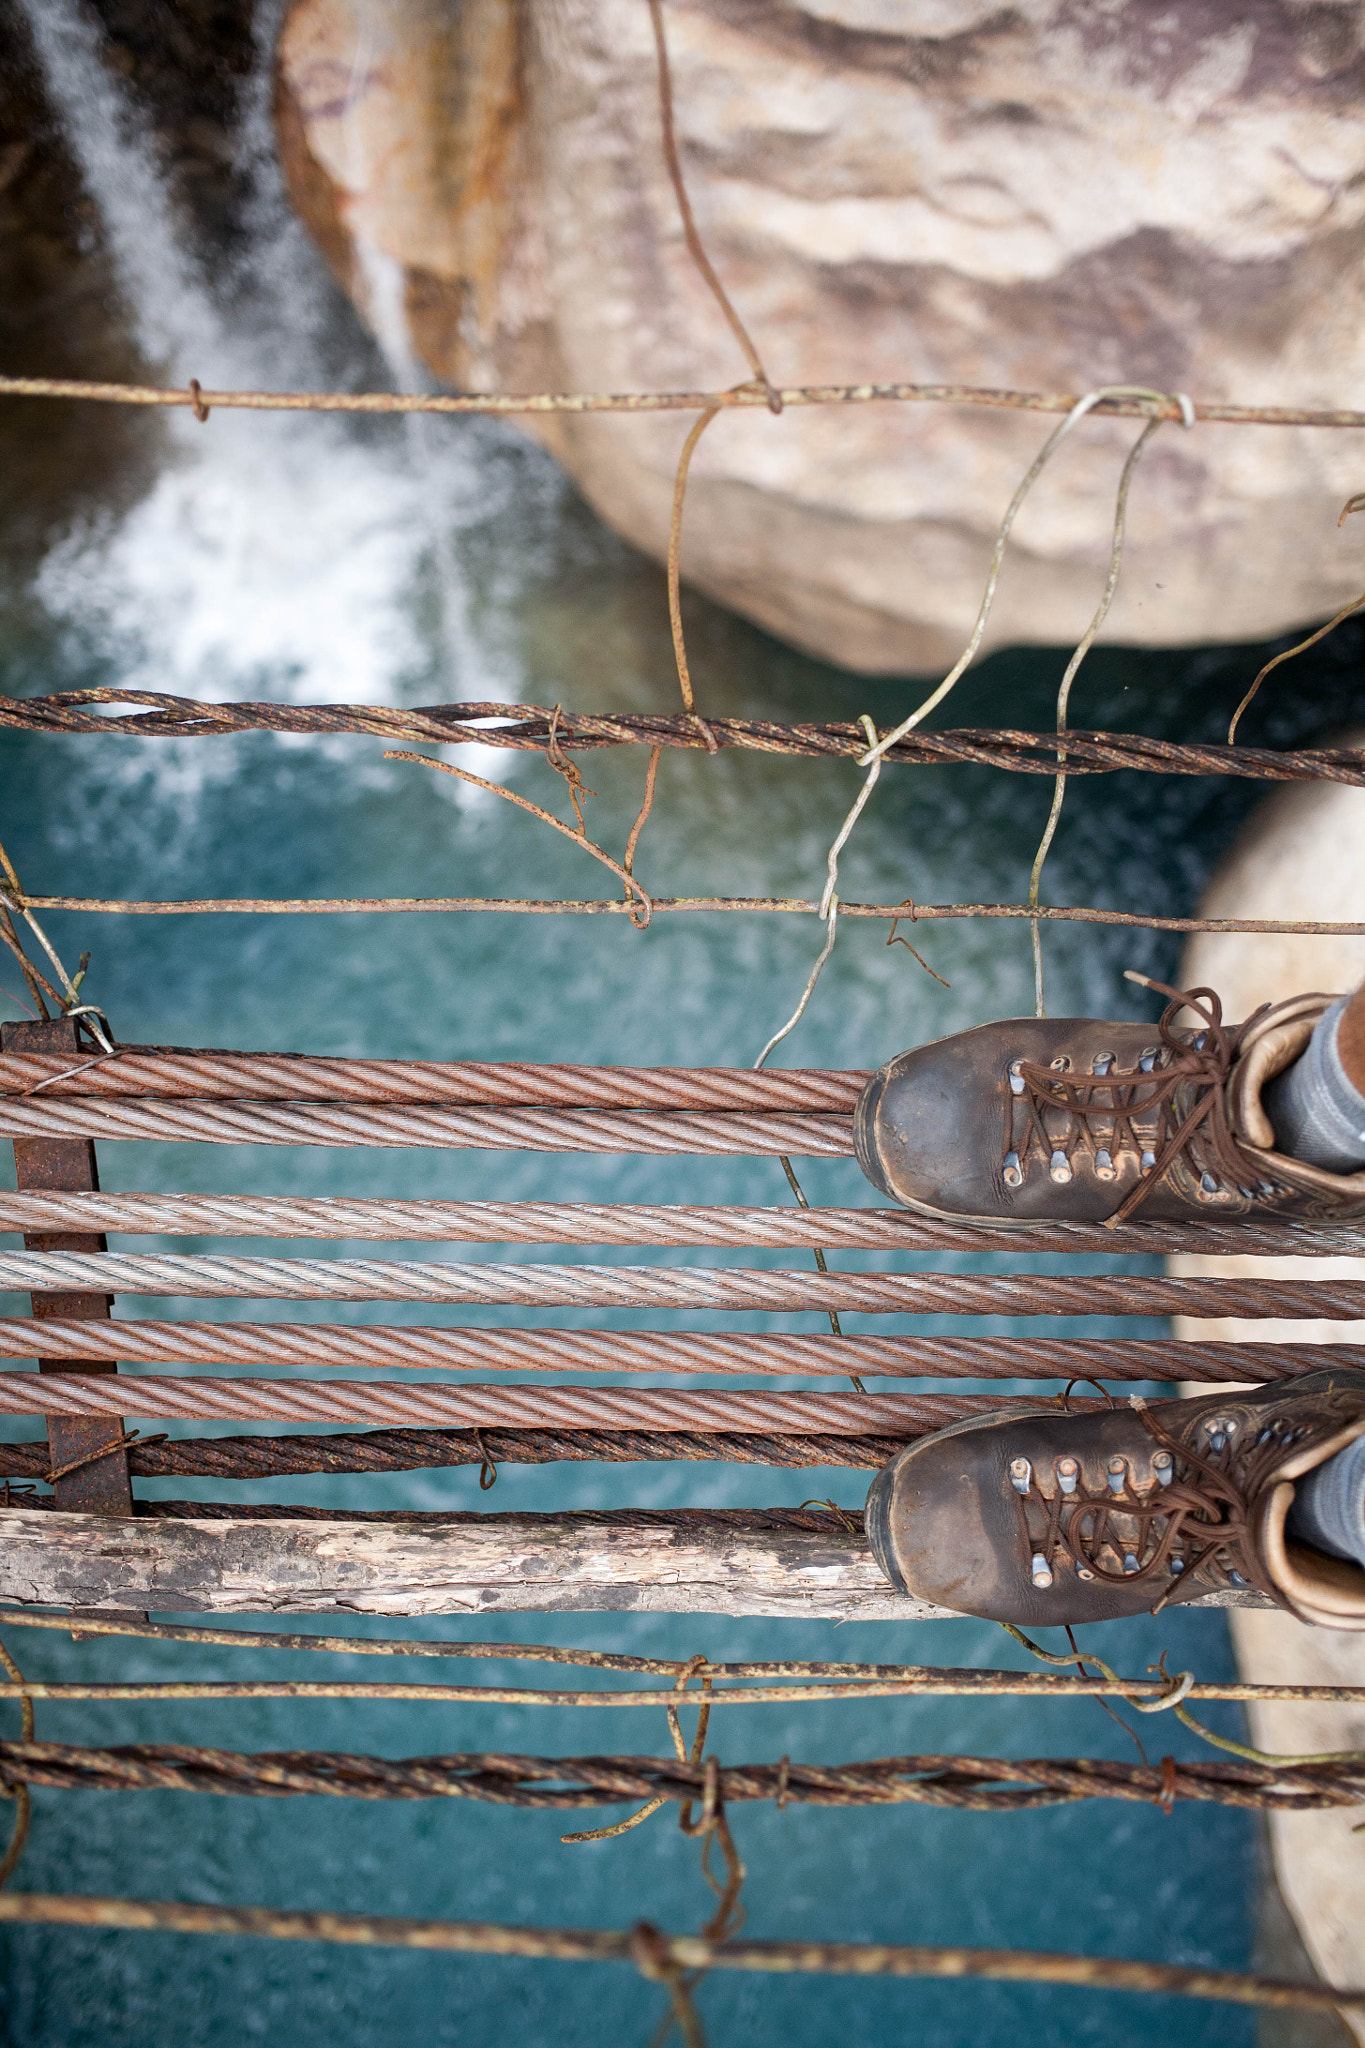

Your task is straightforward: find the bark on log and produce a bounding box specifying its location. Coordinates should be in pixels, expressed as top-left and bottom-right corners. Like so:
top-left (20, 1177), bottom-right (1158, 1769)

top-left (0, 1509), bottom-right (1262, 1621)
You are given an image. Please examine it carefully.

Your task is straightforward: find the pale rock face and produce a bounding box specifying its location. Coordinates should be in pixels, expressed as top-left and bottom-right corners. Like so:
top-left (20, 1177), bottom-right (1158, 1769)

top-left (277, 0), bottom-right (1365, 675)
top-left (1171, 765), bottom-right (1365, 2033)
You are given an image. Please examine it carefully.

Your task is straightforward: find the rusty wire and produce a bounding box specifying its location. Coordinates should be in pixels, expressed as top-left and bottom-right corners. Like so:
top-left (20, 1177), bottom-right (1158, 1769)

top-left (0, 1892), bottom-right (1354, 2017)
top-left (3, 1248), bottom-right (1364, 1320)
top-left (9, 891), bottom-right (1363, 937)
top-left (0, 1318), bottom-right (1346, 1384)
top-left (5, 1607), bottom-right (1356, 1702)
top-left (5, 695), bottom-right (1365, 782)
top-left (5, 370), bottom-right (1365, 432)
top-left (0, 1189), bottom-right (1361, 1258)
top-left (0, 1738), bottom-right (1359, 1813)
top-left (0, 1422), bottom-right (955, 1474)
top-left (0, 1376), bottom-right (1099, 1432)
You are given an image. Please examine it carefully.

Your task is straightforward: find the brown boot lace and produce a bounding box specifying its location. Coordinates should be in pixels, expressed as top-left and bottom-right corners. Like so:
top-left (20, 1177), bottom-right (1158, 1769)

top-left (1013, 1398), bottom-right (1347, 1609)
top-left (1003, 981), bottom-right (1272, 1224)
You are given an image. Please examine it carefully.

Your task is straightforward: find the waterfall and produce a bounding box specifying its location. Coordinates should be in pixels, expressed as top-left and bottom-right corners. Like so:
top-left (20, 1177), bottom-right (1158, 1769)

top-left (11, 0), bottom-right (538, 719)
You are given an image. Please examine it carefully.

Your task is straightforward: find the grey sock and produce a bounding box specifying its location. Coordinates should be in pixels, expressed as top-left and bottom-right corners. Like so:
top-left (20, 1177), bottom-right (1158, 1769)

top-left (1264, 997), bottom-right (1365, 1173)
top-left (1286, 1433), bottom-right (1365, 1568)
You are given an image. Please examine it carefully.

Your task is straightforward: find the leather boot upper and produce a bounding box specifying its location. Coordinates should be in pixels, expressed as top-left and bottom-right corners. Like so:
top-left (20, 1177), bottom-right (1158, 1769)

top-left (866, 1370), bottom-right (1365, 1628)
top-left (855, 989), bottom-right (1365, 1226)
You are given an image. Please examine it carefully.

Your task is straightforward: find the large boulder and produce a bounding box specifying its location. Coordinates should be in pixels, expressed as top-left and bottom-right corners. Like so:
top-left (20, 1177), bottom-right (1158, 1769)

top-left (277, 0), bottom-right (1365, 674)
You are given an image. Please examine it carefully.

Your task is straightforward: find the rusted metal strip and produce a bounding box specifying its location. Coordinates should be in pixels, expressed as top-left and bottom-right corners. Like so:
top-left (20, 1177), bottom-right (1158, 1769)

top-left (0, 1251), bottom-right (1362, 1319)
top-left (0, 1191), bottom-right (1362, 1259)
top-left (0, 1020), bottom-right (131, 1517)
top-left (0, 1318), bottom-right (1339, 1382)
top-left (0, 1098), bottom-right (854, 1154)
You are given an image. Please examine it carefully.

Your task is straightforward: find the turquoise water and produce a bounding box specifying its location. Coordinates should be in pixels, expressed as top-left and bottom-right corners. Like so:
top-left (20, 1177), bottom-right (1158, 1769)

top-left (4, 8), bottom-right (1365, 2033)
top-left (1, 435), bottom-right (1360, 2045)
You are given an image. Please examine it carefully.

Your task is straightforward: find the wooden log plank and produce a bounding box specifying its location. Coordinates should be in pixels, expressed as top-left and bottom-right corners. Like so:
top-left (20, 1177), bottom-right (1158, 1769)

top-left (0, 1509), bottom-right (1264, 1621)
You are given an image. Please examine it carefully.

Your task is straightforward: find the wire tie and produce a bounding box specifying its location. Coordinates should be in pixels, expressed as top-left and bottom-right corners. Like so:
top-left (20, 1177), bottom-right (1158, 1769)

top-left (188, 379), bottom-right (210, 423)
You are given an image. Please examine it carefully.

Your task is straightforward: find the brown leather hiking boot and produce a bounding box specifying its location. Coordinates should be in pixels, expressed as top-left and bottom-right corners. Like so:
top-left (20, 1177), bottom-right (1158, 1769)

top-left (854, 984), bottom-right (1365, 1226)
top-left (865, 1370), bottom-right (1365, 1627)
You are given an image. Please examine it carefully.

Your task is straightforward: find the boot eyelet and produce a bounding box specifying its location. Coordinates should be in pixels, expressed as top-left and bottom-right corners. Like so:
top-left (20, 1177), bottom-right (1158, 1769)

top-left (1056, 1456), bottom-right (1078, 1495)
top-left (1139, 1149), bottom-right (1157, 1172)
top-left (1199, 1173), bottom-right (1219, 1196)
top-left (1049, 1149), bottom-right (1073, 1184)
top-left (1094, 1149), bottom-right (1116, 1181)
top-left (1091, 1052), bottom-right (1116, 1075)
top-left (1008, 1060), bottom-right (1026, 1096)
top-left (1139, 1051), bottom-right (1159, 1072)
top-left (1050, 1056), bottom-right (1071, 1072)
top-left (1152, 1451), bottom-right (1173, 1486)
top-left (1107, 1456), bottom-right (1127, 1493)
top-left (1076, 1565), bottom-right (1095, 1581)
top-left (1169, 1557), bottom-right (1185, 1575)
top-left (1122, 1552), bottom-right (1140, 1574)
top-left (1192, 1032), bottom-right (1207, 1051)
top-left (1009, 1458), bottom-right (1032, 1495)
top-left (1030, 1552), bottom-right (1053, 1588)
top-left (1002, 1150), bottom-right (1023, 1187)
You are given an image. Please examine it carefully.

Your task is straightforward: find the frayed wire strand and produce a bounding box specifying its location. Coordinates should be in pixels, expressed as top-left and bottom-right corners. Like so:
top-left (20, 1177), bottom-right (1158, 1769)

top-left (860, 387), bottom-right (1195, 772)
top-left (646, 0), bottom-right (778, 411)
top-left (1027, 398), bottom-right (1181, 1013)
top-left (385, 751), bottom-right (653, 927)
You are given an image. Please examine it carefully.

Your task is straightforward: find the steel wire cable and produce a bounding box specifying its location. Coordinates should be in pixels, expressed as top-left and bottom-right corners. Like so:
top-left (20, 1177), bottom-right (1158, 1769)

top-left (2, 1250), bottom-right (1363, 1318)
top-left (0, 1738), bottom-right (1358, 1812)
top-left (0, 1890), bottom-right (1355, 2017)
top-left (0, 1377), bottom-right (1079, 1430)
top-left (0, 1422), bottom-right (975, 1474)
top-left (0, 1189), bottom-right (1363, 1257)
top-left (0, 1052), bottom-right (865, 1110)
top-left (3, 696), bottom-right (1365, 786)
top-left (0, 1098), bottom-right (855, 1154)
top-left (0, 1318), bottom-right (1340, 1381)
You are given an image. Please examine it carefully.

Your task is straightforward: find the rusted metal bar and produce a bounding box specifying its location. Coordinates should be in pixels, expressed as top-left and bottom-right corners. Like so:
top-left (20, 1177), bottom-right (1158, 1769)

top-left (0, 1052), bottom-right (865, 1111)
top-left (1, 1191), bottom-right (1362, 1259)
top-left (0, 1098), bottom-right (854, 1154)
top-left (0, 1250), bottom-right (1361, 1320)
top-left (0, 1020), bottom-right (131, 1517)
top-left (0, 1739), bottom-right (1358, 1811)
top-left (0, 1318), bottom-right (1338, 1382)
top-left (3, 694), bottom-right (1365, 786)
top-left (0, 1377), bottom-right (1087, 1431)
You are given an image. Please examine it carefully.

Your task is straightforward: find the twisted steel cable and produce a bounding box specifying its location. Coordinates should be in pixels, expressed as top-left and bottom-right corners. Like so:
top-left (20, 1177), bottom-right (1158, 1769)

top-left (0, 1317), bottom-right (1340, 1382)
top-left (0, 1189), bottom-right (1363, 1258)
top-left (0, 1052), bottom-right (865, 1111)
top-left (0, 1739), bottom-right (1359, 1812)
top-left (0, 1422), bottom-right (966, 1474)
top-left (0, 1099), bottom-right (855, 1155)
top-left (3, 1250), bottom-right (1364, 1318)
top-left (0, 1376), bottom-right (1068, 1430)
top-left (3, 693), bottom-right (1365, 787)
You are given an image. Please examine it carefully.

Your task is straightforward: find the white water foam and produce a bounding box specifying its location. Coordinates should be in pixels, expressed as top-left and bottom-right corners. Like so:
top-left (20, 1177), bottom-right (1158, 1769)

top-left (16, 0), bottom-right (535, 724)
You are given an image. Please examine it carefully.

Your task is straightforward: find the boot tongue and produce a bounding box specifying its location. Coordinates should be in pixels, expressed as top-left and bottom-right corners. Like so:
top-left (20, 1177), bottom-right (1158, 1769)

top-left (1255, 1416), bottom-right (1365, 1628)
